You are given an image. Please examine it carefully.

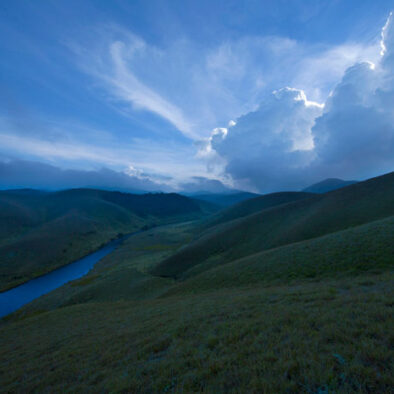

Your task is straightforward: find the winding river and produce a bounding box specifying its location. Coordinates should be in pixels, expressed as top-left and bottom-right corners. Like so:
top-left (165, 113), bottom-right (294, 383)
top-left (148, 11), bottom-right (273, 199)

top-left (0, 236), bottom-right (129, 318)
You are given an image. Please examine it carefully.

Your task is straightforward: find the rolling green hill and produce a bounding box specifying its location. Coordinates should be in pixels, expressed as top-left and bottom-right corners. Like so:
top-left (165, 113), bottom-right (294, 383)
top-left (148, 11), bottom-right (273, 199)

top-left (165, 215), bottom-right (394, 295)
top-left (153, 171), bottom-right (394, 278)
top-left (0, 189), bottom-right (207, 291)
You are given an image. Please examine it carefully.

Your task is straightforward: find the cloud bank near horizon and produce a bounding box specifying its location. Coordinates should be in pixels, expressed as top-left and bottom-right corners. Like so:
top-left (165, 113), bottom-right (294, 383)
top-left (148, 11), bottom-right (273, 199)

top-left (0, 159), bottom-right (233, 194)
top-left (0, 160), bottom-right (172, 193)
top-left (204, 13), bottom-right (394, 192)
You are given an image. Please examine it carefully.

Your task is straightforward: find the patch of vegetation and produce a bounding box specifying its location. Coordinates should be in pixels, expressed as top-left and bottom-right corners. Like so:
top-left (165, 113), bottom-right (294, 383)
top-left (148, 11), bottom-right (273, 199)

top-left (71, 274), bottom-right (100, 287)
top-left (0, 275), bottom-right (392, 392)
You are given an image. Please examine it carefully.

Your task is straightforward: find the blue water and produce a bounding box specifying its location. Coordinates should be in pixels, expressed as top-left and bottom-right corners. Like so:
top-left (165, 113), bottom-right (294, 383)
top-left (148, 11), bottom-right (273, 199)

top-left (0, 237), bottom-right (126, 318)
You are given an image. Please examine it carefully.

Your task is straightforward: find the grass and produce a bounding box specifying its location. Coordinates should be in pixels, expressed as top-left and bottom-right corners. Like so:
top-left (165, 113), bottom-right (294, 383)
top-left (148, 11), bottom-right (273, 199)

top-left (0, 275), bottom-right (392, 393)
top-left (166, 215), bottom-right (394, 294)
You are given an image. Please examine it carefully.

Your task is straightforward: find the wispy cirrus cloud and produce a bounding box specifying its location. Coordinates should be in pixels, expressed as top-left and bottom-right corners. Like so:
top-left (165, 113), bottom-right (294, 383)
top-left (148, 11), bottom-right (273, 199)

top-left (107, 41), bottom-right (196, 138)
top-left (0, 159), bottom-right (171, 192)
top-left (70, 27), bottom-right (198, 140)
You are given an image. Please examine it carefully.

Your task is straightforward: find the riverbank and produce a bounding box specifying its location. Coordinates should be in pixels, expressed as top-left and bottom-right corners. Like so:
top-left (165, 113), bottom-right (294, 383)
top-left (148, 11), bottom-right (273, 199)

top-left (0, 235), bottom-right (131, 318)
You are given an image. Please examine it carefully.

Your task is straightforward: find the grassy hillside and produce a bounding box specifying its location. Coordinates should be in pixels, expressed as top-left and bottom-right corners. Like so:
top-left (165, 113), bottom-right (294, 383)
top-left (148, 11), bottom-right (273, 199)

top-left (1, 274), bottom-right (392, 393)
top-left (153, 172), bottom-right (394, 278)
top-left (1, 215), bottom-right (393, 392)
top-left (201, 191), bottom-right (314, 230)
top-left (166, 215), bottom-right (394, 294)
top-left (0, 189), bottom-right (206, 291)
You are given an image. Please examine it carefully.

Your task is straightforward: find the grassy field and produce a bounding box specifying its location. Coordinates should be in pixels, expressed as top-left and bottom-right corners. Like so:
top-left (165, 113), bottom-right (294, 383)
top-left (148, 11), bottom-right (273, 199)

top-left (0, 174), bottom-right (393, 392)
top-left (1, 274), bottom-right (392, 392)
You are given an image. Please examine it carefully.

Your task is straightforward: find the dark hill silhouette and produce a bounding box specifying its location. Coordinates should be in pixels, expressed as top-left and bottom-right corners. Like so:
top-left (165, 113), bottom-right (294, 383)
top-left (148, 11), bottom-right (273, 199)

top-left (192, 192), bottom-right (259, 207)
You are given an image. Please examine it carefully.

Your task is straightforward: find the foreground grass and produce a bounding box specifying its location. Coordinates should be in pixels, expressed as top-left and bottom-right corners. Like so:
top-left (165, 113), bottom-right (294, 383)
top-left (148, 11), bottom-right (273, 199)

top-left (0, 274), bottom-right (393, 393)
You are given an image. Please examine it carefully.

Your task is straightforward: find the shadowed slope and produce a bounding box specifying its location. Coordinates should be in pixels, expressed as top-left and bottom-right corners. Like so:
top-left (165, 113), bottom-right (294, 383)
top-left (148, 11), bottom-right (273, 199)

top-left (164, 215), bottom-right (394, 294)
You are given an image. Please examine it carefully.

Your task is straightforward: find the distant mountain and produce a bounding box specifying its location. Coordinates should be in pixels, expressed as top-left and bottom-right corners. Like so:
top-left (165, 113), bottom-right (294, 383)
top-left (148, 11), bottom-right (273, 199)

top-left (303, 178), bottom-right (357, 193)
top-left (0, 189), bottom-right (208, 291)
top-left (192, 192), bottom-right (259, 207)
top-left (200, 191), bottom-right (315, 230)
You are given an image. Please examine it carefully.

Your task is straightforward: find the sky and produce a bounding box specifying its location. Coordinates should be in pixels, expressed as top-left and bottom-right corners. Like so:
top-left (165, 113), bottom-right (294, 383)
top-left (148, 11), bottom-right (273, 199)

top-left (0, 0), bottom-right (393, 193)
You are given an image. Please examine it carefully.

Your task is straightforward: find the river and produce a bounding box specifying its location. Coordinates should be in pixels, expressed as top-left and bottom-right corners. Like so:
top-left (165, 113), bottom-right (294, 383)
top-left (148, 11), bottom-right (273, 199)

top-left (0, 236), bottom-right (129, 318)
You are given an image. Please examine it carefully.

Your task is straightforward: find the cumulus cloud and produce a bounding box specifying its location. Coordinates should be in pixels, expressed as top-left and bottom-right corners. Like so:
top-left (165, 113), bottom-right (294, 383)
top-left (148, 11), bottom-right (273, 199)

top-left (0, 160), bottom-right (172, 192)
top-left (312, 12), bottom-right (394, 181)
top-left (206, 13), bottom-right (394, 192)
top-left (206, 87), bottom-right (323, 191)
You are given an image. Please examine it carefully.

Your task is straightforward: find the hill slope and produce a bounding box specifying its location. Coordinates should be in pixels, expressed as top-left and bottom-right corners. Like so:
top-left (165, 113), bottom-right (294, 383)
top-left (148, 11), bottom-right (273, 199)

top-left (201, 191), bottom-right (314, 230)
top-left (153, 171), bottom-right (394, 278)
top-left (0, 189), bottom-right (205, 291)
top-left (166, 215), bottom-right (394, 295)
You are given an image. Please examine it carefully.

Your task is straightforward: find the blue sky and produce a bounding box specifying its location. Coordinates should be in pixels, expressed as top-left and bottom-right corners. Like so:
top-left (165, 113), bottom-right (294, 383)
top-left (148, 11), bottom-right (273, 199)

top-left (0, 1), bottom-right (393, 192)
